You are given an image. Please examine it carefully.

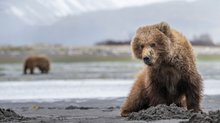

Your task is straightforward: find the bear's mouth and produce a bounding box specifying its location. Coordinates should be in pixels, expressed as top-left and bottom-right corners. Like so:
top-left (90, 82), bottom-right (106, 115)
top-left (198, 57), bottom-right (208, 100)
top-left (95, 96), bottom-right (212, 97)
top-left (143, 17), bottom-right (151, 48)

top-left (143, 60), bottom-right (153, 66)
top-left (145, 62), bottom-right (153, 66)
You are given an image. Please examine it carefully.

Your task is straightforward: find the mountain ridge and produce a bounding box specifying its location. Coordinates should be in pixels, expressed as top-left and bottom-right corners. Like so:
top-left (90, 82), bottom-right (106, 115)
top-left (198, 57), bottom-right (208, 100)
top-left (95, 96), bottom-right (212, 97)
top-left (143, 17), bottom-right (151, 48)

top-left (0, 0), bottom-right (219, 45)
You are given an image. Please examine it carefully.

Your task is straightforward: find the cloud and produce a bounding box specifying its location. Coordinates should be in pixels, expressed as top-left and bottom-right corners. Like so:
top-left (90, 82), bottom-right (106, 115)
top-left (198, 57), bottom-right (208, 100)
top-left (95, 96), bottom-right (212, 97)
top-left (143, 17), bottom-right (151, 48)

top-left (7, 0), bottom-right (197, 25)
top-left (10, 6), bottom-right (24, 17)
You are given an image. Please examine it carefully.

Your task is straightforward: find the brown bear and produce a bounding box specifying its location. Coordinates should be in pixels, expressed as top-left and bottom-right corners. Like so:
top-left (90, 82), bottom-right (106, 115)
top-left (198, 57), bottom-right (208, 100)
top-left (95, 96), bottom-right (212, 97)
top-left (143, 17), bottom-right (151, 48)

top-left (120, 22), bottom-right (203, 117)
top-left (23, 55), bottom-right (50, 74)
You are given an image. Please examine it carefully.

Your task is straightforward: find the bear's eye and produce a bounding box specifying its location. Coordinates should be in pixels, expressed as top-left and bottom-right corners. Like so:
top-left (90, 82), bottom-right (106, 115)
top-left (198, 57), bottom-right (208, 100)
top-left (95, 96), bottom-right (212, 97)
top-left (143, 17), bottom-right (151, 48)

top-left (140, 44), bottom-right (144, 49)
top-left (150, 43), bottom-right (156, 48)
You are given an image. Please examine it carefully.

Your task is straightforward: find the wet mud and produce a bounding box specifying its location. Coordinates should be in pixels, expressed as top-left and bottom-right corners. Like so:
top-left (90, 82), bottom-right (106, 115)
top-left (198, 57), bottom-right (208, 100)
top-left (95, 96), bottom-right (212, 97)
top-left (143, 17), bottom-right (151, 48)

top-left (0, 108), bottom-right (30, 122)
top-left (128, 104), bottom-right (194, 122)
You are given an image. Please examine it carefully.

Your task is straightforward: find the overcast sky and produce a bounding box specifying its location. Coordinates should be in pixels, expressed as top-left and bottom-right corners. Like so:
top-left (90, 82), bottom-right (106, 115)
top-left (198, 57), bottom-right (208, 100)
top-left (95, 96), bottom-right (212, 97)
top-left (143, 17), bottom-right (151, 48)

top-left (110, 0), bottom-right (196, 8)
top-left (3, 0), bottom-right (198, 25)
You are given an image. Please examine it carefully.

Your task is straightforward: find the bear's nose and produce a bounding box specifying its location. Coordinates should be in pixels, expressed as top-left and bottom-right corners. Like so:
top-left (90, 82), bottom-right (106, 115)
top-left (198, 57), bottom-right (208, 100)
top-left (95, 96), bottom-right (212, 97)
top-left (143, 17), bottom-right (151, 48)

top-left (143, 56), bottom-right (151, 64)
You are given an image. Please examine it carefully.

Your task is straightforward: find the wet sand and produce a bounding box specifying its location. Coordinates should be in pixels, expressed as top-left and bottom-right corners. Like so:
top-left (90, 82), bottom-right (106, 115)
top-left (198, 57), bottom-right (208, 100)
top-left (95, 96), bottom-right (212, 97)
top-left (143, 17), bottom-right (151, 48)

top-left (0, 95), bottom-right (220, 123)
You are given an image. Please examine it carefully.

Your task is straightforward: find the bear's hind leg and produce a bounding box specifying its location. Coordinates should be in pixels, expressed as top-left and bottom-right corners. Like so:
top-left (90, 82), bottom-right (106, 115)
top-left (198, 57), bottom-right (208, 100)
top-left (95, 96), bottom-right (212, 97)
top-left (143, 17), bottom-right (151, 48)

top-left (30, 67), bottom-right (34, 74)
top-left (23, 66), bottom-right (27, 74)
top-left (185, 75), bottom-right (202, 112)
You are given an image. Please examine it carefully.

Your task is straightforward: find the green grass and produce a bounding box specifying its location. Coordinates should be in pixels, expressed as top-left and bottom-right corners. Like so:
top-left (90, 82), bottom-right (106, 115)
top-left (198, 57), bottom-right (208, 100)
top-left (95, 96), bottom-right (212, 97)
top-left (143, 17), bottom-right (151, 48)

top-left (49, 55), bottom-right (220, 63)
top-left (197, 55), bottom-right (220, 61)
top-left (0, 55), bottom-right (135, 64)
top-left (0, 56), bottom-right (24, 64)
top-left (0, 54), bottom-right (219, 64)
top-left (50, 55), bottom-right (134, 63)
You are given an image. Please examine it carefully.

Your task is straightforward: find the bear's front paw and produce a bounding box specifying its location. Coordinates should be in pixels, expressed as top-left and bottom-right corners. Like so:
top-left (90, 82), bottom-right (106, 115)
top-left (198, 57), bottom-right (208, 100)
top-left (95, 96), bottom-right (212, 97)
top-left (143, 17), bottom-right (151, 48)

top-left (120, 110), bottom-right (130, 117)
top-left (120, 112), bottom-right (129, 117)
top-left (194, 107), bottom-right (202, 112)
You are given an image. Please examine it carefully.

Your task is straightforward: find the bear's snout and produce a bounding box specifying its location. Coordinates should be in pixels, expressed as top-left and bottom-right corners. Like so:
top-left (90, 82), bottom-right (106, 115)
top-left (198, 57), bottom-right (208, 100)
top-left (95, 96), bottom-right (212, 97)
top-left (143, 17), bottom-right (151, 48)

top-left (143, 56), bottom-right (151, 65)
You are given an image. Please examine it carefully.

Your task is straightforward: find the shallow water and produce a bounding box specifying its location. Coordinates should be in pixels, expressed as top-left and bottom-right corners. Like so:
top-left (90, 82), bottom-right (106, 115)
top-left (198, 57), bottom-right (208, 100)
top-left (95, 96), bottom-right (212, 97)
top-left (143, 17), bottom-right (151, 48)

top-left (0, 61), bottom-right (219, 81)
top-left (0, 79), bottom-right (219, 102)
top-left (0, 61), bottom-right (219, 102)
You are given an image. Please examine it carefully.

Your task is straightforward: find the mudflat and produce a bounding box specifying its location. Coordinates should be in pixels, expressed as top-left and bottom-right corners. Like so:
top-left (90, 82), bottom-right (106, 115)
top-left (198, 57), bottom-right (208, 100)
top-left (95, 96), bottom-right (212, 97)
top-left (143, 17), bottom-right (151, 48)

top-left (0, 95), bottom-right (220, 123)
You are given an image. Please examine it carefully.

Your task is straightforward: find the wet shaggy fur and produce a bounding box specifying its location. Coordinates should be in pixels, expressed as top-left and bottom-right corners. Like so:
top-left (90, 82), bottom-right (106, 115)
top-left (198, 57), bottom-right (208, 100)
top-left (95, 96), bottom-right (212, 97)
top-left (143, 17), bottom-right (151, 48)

top-left (23, 55), bottom-right (50, 74)
top-left (120, 22), bottom-right (203, 117)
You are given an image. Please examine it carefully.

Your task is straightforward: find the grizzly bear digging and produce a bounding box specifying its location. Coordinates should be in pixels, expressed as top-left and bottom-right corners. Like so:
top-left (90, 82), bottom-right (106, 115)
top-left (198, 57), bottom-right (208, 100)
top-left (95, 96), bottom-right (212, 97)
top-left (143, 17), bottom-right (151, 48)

top-left (120, 22), bottom-right (203, 117)
top-left (23, 55), bottom-right (50, 74)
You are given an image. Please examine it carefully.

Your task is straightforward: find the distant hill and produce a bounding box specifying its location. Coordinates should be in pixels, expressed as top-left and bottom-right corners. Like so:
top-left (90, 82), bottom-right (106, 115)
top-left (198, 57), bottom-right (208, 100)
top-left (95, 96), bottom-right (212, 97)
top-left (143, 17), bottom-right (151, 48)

top-left (96, 33), bottom-right (216, 46)
top-left (96, 40), bottom-right (131, 46)
top-left (0, 0), bottom-right (220, 45)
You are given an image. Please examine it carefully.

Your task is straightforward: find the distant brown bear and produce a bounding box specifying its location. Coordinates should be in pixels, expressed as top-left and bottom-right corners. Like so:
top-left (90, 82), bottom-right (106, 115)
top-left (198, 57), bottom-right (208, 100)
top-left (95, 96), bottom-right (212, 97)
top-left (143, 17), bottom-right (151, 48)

top-left (23, 55), bottom-right (50, 74)
top-left (120, 22), bottom-right (203, 117)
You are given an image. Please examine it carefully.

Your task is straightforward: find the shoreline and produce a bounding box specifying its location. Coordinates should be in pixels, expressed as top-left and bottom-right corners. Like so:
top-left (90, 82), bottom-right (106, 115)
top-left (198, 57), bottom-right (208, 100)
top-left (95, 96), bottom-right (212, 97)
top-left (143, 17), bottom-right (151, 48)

top-left (0, 45), bottom-right (220, 64)
top-left (1, 95), bottom-right (220, 123)
top-left (0, 79), bottom-right (220, 101)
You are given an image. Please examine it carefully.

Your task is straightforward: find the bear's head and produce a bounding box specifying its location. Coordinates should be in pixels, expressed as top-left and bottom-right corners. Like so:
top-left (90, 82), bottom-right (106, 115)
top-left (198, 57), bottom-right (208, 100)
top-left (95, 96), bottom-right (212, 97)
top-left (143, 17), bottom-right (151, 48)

top-left (131, 22), bottom-right (172, 66)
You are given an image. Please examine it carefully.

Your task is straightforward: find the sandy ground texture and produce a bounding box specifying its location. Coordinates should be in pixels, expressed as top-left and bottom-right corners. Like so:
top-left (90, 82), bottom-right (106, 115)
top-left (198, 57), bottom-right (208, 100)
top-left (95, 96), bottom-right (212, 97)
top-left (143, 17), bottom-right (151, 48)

top-left (0, 95), bottom-right (220, 123)
top-left (128, 104), bottom-right (193, 122)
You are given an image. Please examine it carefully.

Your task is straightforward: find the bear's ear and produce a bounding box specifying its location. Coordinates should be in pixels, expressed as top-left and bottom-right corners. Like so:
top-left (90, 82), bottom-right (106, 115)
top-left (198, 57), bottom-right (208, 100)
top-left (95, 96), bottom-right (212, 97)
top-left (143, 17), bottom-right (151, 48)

top-left (157, 22), bottom-right (171, 37)
top-left (131, 37), bottom-right (142, 59)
